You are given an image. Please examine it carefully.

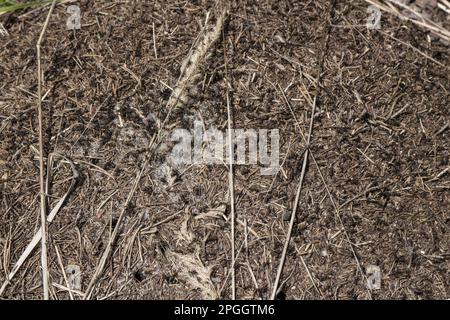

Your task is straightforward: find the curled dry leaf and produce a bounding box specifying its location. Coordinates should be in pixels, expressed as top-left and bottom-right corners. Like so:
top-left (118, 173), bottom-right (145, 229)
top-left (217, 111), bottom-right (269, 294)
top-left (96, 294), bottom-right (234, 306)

top-left (194, 204), bottom-right (227, 220)
top-left (167, 249), bottom-right (217, 299)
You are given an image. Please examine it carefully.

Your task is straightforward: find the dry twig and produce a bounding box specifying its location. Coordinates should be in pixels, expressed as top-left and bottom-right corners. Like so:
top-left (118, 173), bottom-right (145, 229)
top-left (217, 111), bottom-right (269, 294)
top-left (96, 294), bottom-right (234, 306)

top-left (36, 0), bottom-right (57, 299)
top-left (270, 0), bottom-right (337, 300)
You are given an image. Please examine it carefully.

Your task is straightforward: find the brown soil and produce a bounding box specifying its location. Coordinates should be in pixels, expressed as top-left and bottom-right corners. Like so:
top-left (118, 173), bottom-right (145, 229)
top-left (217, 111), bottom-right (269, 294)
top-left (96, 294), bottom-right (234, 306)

top-left (0, 0), bottom-right (449, 300)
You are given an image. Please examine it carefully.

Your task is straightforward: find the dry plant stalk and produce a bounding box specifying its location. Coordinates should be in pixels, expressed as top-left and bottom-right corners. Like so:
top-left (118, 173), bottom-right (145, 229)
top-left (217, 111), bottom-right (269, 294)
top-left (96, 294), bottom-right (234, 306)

top-left (221, 9), bottom-right (236, 299)
top-left (54, 244), bottom-right (74, 300)
top-left (36, 0), bottom-right (57, 300)
top-left (270, 0), bottom-right (336, 300)
top-left (310, 151), bottom-right (373, 298)
top-left (225, 81), bottom-right (236, 300)
top-left (270, 99), bottom-right (314, 300)
top-left (0, 154), bottom-right (79, 297)
top-left (83, 166), bottom-right (145, 300)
